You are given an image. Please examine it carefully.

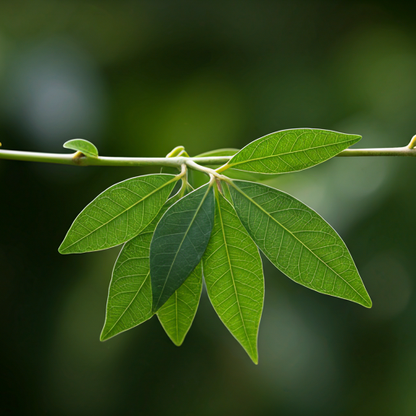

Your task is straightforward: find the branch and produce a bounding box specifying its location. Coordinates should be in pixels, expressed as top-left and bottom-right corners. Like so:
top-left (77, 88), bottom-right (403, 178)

top-left (337, 146), bottom-right (416, 157)
top-left (0, 143), bottom-right (415, 167)
top-left (0, 150), bottom-right (231, 167)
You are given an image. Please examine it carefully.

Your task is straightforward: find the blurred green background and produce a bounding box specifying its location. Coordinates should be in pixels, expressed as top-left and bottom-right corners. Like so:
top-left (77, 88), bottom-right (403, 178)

top-left (1, 1), bottom-right (415, 415)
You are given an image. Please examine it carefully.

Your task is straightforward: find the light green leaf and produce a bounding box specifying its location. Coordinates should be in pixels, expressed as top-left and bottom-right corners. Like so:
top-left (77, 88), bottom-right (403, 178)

top-left (194, 147), bottom-right (281, 182)
top-left (100, 231), bottom-right (153, 341)
top-left (194, 148), bottom-right (278, 182)
top-left (203, 191), bottom-right (264, 364)
top-left (224, 128), bottom-right (361, 174)
top-left (63, 138), bottom-right (99, 158)
top-left (191, 147), bottom-right (271, 188)
top-left (229, 180), bottom-right (372, 308)
top-left (150, 183), bottom-right (215, 312)
top-left (59, 174), bottom-right (178, 254)
top-left (220, 181), bottom-right (233, 203)
top-left (157, 262), bottom-right (203, 346)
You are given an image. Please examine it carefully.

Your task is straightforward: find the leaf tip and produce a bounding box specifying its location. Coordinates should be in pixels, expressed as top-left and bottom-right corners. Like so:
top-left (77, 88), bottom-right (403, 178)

top-left (350, 134), bottom-right (362, 145)
top-left (100, 324), bottom-right (116, 341)
top-left (353, 290), bottom-right (372, 308)
top-left (99, 332), bottom-right (108, 342)
top-left (171, 338), bottom-right (183, 347)
top-left (58, 244), bottom-right (67, 255)
top-left (58, 239), bottom-right (72, 255)
top-left (357, 287), bottom-right (372, 308)
top-left (246, 346), bottom-right (259, 364)
top-left (362, 296), bottom-right (373, 309)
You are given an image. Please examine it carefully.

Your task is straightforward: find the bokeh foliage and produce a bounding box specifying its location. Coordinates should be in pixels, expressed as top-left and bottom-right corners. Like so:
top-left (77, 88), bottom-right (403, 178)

top-left (1, 1), bottom-right (416, 415)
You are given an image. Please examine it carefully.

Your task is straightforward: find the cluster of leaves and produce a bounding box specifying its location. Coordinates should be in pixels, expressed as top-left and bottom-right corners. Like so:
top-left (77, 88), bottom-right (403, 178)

top-left (59, 129), bottom-right (372, 364)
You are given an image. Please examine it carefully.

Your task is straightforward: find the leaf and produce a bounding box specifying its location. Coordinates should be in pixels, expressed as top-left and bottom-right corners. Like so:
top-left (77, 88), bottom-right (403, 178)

top-left (190, 148), bottom-right (273, 188)
top-left (229, 180), bottom-right (372, 308)
top-left (100, 192), bottom-right (192, 341)
top-left (150, 183), bottom-right (215, 312)
top-left (59, 174), bottom-right (178, 254)
top-left (224, 128), bottom-right (361, 174)
top-left (63, 138), bottom-right (99, 158)
top-left (203, 191), bottom-right (264, 364)
top-left (100, 231), bottom-right (153, 341)
top-left (157, 262), bottom-right (203, 346)
top-left (193, 149), bottom-right (280, 182)
top-left (219, 180), bottom-right (233, 203)
top-left (195, 147), bottom-right (288, 182)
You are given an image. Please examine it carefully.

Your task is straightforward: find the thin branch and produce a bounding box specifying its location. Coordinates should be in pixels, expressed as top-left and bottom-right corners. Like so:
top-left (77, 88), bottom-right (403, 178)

top-left (337, 147), bottom-right (416, 157)
top-left (0, 150), bottom-right (231, 167)
top-left (0, 145), bottom-right (415, 167)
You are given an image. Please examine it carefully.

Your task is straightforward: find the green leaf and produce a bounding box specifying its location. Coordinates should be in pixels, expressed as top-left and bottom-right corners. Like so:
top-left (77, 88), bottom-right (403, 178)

top-left (193, 149), bottom-right (280, 182)
top-left (229, 180), bottom-right (372, 308)
top-left (220, 181), bottom-right (233, 203)
top-left (100, 192), bottom-right (191, 341)
top-left (150, 183), bottom-right (215, 312)
top-left (157, 262), bottom-right (203, 346)
top-left (100, 231), bottom-right (153, 341)
top-left (224, 128), bottom-right (361, 174)
top-left (63, 138), bottom-right (99, 158)
top-left (195, 147), bottom-right (286, 182)
top-left (203, 191), bottom-right (264, 364)
top-left (191, 148), bottom-right (275, 188)
top-left (59, 174), bottom-right (178, 254)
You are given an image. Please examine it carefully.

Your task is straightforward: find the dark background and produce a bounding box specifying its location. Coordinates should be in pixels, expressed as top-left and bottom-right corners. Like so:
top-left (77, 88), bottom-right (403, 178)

top-left (1, 1), bottom-right (415, 415)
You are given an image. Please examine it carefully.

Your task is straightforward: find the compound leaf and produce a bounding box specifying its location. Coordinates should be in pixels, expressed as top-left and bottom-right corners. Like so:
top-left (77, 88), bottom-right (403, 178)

top-left (157, 262), bottom-right (203, 346)
top-left (63, 138), bottom-right (99, 158)
top-left (229, 180), bottom-right (372, 308)
top-left (59, 174), bottom-right (178, 254)
top-left (224, 128), bottom-right (361, 174)
top-left (203, 191), bottom-right (264, 364)
top-left (150, 183), bottom-right (215, 312)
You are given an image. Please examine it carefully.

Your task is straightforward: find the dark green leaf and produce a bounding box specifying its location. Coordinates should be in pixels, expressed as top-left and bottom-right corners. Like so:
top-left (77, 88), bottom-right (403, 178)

top-left (229, 180), bottom-right (372, 308)
top-left (63, 138), bottom-right (99, 158)
top-left (150, 183), bottom-right (215, 312)
top-left (59, 174), bottom-right (178, 254)
top-left (224, 128), bottom-right (361, 174)
top-left (203, 191), bottom-right (264, 363)
top-left (157, 262), bottom-right (203, 346)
